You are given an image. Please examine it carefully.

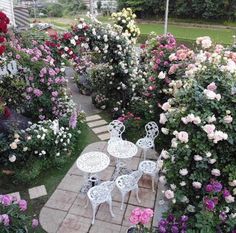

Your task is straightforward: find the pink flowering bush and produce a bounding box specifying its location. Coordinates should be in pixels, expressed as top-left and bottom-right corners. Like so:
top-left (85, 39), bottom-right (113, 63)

top-left (128, 208), bottom-right (154, 233)
top-left (158, 40), bottom-right (236, 232)
top-left (0, 194), bottom-right (38, 232)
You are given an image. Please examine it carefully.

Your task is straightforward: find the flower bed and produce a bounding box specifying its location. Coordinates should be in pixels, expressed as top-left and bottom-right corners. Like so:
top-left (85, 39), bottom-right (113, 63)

top-left (0, 12), bottom-right (83, 183)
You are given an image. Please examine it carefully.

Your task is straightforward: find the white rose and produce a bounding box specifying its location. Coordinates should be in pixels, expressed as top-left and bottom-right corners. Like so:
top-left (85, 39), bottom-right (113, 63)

top-left (10, 142), bottom-right (17, 150)
top-left (229, 180), bottom-right (236, 187)
top-left (161, 127), bottom-right (169, 135)
top-left (180, 181), bottom-right (186, 186)
top-left (164, 190), bottom-right (174, 199)
top-left (187, 204), bottom-right (195, 212)
top-left (9, 155), bottom-right (16, 162)
top-left (194, 155), bottom-right (203, 161)
top-left (211, 168), bottom-right (221, 176)
top-left (159, 113), bottom-right (167, 124)
top-left (208, 159), bottom-right (216, 164)
top-left (170, 184), bottom-right (176, 190)
top-left (224, 115), bottom-right (233, 124)
top-left (160, 150), bottom-right (170, 159)
top-left (158, 71), bottom-right (166, 79)
top-left (225, 195), bottom-right (235, 203)
top-left (162, 102), bottom-right (171, 111)
top-left (192, 181), bottom-right (202, 189)
top-left (179, 168), bottom-right (188, 176)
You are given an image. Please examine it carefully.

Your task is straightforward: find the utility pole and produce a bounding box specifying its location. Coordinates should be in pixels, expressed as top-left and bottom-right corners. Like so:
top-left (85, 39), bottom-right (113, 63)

top-left (164, 0), bottom-right (169, 35)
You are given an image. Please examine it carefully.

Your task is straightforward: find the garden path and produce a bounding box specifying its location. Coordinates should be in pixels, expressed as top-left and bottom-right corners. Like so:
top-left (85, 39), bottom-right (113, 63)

top-left (66, 67), bottom-right (101, 116)
top-left (39, 141), bottom-right (166, 233)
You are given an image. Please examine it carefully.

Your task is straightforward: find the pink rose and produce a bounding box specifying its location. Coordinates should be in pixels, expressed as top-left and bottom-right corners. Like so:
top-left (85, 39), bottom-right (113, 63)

top-left (18, 199), bottom-right (27, 211)
top-left (164, 190), bottom-right (174, 199)
top-left (129, 215), bottom-right (139, 225)
top-left (177, 131), bottom-right (189, 143)
top-left (159, 113), bottom-right (167, 124)
top-left (202, 124), bottom-right (215, 134)
top-left (224, 115), bottom-right (233, 124)
top-left (140, 211), bottom-right (151, 224)
top-left (207, 82), bottom-right (217, 91)
top-left (162, 102), bottom-right (171, 111)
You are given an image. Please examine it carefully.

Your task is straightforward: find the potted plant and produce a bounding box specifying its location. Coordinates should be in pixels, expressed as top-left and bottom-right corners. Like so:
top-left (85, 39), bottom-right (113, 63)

top-left (127, 207), bottom-right (157, 233)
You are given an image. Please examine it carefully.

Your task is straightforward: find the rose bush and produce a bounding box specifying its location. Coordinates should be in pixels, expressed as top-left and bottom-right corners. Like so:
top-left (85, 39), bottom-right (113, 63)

top-left (158, 39), bottom-right (236, 232)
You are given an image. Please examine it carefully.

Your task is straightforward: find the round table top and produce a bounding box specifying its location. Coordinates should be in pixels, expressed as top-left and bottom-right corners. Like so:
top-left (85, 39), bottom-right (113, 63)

top-left (107, 140), bottom-right (138, 159)
top-left (76, 151), bottom-right (110, 174)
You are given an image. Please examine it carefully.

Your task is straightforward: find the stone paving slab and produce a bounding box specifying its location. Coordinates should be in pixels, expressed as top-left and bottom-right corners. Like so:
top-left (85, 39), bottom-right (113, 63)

top-left (45, 189), bottom-right (78, 211)
top-left (8, 192), bottom-right (21, 201)
top-left (29, 185), bottom-right (47, 199)
top-left (92, 125), bottom-right (108, 134)
top-left (97, 132), bottom-right (110, 141)
top-left (40, 142), bottom-right (162, 233)
top-left (40, 207), bottom-right (67, 233)
top-left (86, 115), bottom-right (102, 122)
top-left (87, 120), bottom-right (107, 128)
top-left (57, 214), bottom-right (91, 233)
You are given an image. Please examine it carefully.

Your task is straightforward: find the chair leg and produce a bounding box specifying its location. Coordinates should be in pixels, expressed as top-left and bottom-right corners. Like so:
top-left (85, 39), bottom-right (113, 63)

top-left (107, 197), bottom-right (115, 217)
top-left (143, 149), bottom-right (147, 160)
top-left (152, 176), bottom-right (155, 192)
top-left (135, 188), bottom-right (141, 203)
top-left (120, 191), bottom-right (126, 210)
top-left (91, 203), bottom-right (97, 225)
top-left (84, 196), bottom-right (89, 208)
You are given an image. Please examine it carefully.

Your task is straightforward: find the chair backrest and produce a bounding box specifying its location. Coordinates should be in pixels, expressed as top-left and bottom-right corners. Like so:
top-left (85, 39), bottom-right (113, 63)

top-left (100, 181), bottom-right (115, 193)
top-left (129, 170), bottom-right (143, 183)
top-left (145, 121), bottom-right (159, 140)
top-left (108, 120), bottom-right (125, 138)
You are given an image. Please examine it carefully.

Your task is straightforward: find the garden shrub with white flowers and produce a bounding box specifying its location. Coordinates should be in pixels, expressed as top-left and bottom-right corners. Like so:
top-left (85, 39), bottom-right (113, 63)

top-left (158, 39), bottom-right (236, 232)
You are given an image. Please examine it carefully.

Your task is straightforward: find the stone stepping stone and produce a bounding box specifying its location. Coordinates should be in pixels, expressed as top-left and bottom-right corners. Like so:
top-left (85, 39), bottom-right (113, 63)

top-left (92, 125), bottom-right (108, 134)
top-left (87, 119), bottom-right (107, 128)
top-left (85, 115), bottom-right (101, 122)
top-left (8, 192), bottom-right (21, 201)
top-left (29, 185), bottom-right (47, 199)
top-left (98, 132), bottom-right (110, 141)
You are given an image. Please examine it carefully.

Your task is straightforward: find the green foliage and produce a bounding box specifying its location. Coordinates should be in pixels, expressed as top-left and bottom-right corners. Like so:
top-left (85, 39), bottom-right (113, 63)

top-left (47, 3), bottom-right (64, 17)
top-left (118, 0), bottom-right (236, 20)
top-left (58, 0), bottom-right (87, 15)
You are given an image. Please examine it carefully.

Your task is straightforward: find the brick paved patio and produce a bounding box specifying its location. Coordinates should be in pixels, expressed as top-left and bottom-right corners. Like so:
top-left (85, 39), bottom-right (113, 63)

top-left (39, 141), bottom-right (166, 233)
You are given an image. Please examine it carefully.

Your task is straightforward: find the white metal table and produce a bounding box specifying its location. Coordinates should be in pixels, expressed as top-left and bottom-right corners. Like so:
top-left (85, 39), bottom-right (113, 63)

top-left (76, 151), bottom-right (110, 190)
top-left (107, 140), bottom-right (138, 172)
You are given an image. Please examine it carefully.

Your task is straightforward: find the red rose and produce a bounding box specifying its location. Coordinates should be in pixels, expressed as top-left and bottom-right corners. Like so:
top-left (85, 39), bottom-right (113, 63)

top-left (0, 36), bottom-right (5, 43)
top-left (0, 45), bottom-right (6, 55)
top-left (3, 107), bottom-right (11, 118)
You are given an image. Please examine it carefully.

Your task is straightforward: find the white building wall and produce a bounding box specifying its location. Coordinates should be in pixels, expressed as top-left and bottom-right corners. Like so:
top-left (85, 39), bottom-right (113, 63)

top-left (0, 0), bottom-right (16, 26)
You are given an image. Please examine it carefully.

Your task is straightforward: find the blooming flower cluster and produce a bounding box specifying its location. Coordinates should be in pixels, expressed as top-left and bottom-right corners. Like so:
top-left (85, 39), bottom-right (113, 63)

top-left (0, 12), bottom-right (9, 55)
top-left (0, 194), bottom-right (38, 231)
top-left (158, 214), bottom-right (189, 233)
top-left (112, 8), bottom-right (140, 44)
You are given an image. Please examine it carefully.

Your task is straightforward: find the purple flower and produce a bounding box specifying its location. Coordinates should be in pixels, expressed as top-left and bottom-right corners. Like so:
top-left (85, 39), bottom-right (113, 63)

top-left (33, 88), bottom-right (43, 97)
top-left (223, 189), bottom-right (230, 198)
top-left (16, 54), bottom-right (21, 59)
top-left (52, 91), bottom-right (58, 97)
top-left (212, 181), bottom-right (222, 192)
top-left (219, 211), bottom-right (227, 221)
top-left (167, 214), bottom-right (175, 222)
top-left (171, 225), bottom-right (179, 233)
top-left (26, 87), bottom-right (33, 93)
top-left (158, 225), bottom-right (167, 233)
top-left (18, 199), bottom-right (27, 211)
top-left (0, 214), bottom-right (10, 226)
top-left (69, 111), bottom-right (77, 129)
top-left (48, 68), bottom-right (56, 76)
top-left (39, 115), bottom-right (45, 120)
top-left (32, 219), bottom-right (39, 228)
top-left (0, 195), bottom-right (13, 206)
top-left (180, 215), bottom-right (188, 222)
top-left (204, 198), bottom-right (215, 211)
top-left (205, 184), bottom-right (213, 192)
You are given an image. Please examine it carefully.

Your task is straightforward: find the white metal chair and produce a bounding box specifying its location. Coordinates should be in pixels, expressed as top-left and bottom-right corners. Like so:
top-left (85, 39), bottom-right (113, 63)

top-left (87, 181), bottom-right (115, 224)
top-left (136, 121), bottom-right (159, 160)
top-left (138, 153), bottom-right (164, 192)
top-left (108, 120), bottom-right (125, 144)
top-left (115, 170), bottom-right (143, 210)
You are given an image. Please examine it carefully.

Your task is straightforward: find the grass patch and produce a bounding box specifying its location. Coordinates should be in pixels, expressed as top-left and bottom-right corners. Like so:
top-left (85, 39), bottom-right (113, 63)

top-left (0, 124), bottom-right (98, 232)
top-left (138, 23), bottom-right (235, 45)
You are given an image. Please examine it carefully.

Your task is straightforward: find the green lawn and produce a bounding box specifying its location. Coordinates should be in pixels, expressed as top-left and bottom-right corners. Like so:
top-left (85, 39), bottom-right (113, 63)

top-left (138, 23), bottom-right (235, 45)
top-left (0, 124), bottom-right (98, 233)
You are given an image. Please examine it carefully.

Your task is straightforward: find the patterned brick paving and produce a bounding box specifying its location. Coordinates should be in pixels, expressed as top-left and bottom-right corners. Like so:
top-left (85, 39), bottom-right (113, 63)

top-left (39, 142), bottom-right (165, 233)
